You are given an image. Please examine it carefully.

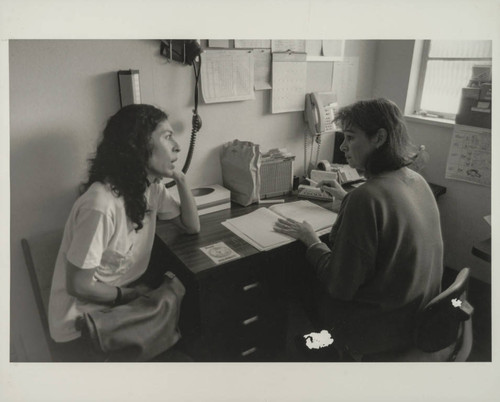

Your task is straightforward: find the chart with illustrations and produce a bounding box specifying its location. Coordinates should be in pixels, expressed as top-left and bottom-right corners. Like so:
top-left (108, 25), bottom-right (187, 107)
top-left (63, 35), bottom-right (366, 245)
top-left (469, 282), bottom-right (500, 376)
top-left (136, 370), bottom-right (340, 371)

top-left (445, 124), bottom-right (491, 186)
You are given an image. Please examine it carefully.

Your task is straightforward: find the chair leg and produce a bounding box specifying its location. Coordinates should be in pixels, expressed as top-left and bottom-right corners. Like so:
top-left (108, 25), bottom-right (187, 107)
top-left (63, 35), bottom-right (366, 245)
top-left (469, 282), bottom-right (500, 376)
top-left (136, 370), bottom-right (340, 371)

top-left (451, 320), bottom-right (473, 362)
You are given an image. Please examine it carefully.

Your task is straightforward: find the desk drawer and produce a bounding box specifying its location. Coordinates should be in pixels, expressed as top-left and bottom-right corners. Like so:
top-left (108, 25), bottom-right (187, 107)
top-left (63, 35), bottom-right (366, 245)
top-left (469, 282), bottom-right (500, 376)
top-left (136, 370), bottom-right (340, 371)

top-left (205, 310), bottom-right (286, 361)
top-left (200, 261), bottom-right (279, 326)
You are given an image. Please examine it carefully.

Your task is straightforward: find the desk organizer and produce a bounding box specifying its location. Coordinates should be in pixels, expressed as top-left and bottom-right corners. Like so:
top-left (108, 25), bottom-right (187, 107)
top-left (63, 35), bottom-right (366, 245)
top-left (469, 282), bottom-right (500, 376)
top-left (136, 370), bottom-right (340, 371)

top-left (259, 157), bottom-right (294, 199)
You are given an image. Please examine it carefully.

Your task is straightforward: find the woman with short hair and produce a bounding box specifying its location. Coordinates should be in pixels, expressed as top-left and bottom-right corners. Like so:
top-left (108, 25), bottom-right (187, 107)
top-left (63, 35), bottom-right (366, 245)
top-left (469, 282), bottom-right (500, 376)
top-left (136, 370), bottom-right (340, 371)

top-left (274, 98), bottom-right (443, 360)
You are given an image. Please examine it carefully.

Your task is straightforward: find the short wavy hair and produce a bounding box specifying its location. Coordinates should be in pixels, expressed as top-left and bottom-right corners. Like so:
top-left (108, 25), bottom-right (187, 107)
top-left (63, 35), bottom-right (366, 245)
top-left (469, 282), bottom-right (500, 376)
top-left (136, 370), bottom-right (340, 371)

top-left (334, 98), bottom-right (415, 176)
top-left (82, 104), bottom-right (168, 231)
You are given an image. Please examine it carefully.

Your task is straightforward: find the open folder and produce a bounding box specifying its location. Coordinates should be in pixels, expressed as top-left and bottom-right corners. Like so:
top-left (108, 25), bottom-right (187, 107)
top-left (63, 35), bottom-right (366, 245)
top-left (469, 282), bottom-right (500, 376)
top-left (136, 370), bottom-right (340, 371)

top-left (222, 200), bottom-right (338, 251)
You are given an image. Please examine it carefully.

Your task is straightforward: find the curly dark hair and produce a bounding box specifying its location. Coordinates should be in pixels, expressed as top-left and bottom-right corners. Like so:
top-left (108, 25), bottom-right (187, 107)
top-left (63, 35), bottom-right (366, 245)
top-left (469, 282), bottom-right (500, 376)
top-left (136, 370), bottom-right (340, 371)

top-left (334, 98), bottom-right (415, 176)
top-left (82, 104), bottom-right (168, 231)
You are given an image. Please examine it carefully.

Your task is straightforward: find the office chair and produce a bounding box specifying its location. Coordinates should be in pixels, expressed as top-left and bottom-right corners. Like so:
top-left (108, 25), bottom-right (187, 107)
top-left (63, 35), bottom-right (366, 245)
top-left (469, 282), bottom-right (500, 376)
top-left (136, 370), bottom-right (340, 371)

top-left (21, 230), bottom-right (69, 361)
top-left (21, 231), bottom-right (192, 362)
top-left (413, 267), bottom-right (474, 361)
top-left (363, 267), bottom-right (474, 362)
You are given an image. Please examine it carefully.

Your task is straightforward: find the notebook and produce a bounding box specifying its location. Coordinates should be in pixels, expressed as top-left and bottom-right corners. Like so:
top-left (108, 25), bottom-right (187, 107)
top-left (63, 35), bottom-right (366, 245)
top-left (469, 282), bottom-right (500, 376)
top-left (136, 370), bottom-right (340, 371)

top-left (222, 200), bottom-right (337, 251)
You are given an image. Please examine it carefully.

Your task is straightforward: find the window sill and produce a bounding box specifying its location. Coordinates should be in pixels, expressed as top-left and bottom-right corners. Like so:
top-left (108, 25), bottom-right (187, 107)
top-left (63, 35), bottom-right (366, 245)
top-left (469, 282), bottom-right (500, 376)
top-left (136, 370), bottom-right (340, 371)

top-left (404, 114), bottom-right (455, 129)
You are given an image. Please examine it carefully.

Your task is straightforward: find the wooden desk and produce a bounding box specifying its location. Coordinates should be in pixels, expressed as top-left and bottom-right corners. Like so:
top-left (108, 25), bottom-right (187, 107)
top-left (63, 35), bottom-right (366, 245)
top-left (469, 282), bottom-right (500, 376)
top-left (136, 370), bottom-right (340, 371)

top-left (155, 201), bottom-right (294, 362)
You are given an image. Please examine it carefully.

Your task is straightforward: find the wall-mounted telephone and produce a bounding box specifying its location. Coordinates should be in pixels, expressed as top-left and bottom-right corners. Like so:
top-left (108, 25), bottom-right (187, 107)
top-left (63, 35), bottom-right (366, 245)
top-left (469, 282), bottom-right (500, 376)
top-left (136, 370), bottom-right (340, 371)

top-left (303, 92), bottom-right (337, 177)
top-left (304, 92), bottom-right (337, 135)
top-left (160, 40), bottom-right (201, 65)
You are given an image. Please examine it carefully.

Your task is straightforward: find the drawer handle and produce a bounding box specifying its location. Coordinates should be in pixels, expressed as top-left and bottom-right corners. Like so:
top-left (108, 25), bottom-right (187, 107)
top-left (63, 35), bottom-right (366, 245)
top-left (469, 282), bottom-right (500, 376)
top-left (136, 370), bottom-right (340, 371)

top-left (242, 315), bottom-right (259, 326)
top-left (241, 346), bottom-right (258, 357)
top-left (243, 282), bottom-right (260, 291)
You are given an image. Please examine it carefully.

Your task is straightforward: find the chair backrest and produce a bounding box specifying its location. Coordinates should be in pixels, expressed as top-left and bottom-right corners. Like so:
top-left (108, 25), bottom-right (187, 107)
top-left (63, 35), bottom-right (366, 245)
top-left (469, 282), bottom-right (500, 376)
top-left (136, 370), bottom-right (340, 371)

top-left (21, 230), bottom-right (63, 349)
top-left (414, 267), bottom-right (474, 357)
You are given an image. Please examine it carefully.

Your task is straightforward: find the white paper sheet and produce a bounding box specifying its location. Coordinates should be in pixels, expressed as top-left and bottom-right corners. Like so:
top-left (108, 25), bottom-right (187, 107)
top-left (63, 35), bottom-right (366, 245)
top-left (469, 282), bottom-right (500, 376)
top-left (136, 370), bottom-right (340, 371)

top-left (333, 57), bottom-right (359, 107)
top-left (271, 40), bottom-right (306, 53)
top-left (251, 49), bottom-right (272, 90)
top-left (208, 40), bottom-right (230, 48)
top-left (445, 124), bottom-right (491, 186)
top-left (234, 40), bottom-right (271, 49)
top-left (222, 201), bottom-right (336, 251)
top-left (322, 40), bottom-right (344, 57)
top-left (200, 50), bottom-right (255, 103)
top-left (271, 52), bottom-right (307, 113)
top-left (222, 208), bottom-right (292, 251)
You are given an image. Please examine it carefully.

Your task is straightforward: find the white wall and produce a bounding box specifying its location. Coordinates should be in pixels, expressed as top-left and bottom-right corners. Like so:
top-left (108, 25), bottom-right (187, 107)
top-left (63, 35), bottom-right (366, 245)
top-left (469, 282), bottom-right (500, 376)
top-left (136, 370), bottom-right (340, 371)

top-left (10, 39), bottom-right (377, 360)
top-left (372, 40), bottom-right (492, 284)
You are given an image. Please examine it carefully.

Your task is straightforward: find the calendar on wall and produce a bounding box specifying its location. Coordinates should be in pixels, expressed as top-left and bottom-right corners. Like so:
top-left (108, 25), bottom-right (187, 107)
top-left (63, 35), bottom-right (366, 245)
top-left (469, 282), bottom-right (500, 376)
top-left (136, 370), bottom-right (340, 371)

top-left (271, 52), bottom-right (307, 114)
top-left (445, 124), bottom-right (491, 187)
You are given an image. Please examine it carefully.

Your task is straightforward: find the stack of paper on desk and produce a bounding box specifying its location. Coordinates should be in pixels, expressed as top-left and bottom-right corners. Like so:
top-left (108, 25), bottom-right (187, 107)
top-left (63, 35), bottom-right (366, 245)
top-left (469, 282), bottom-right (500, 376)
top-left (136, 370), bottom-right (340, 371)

top-left (222, 200), bottom-right (338, 251)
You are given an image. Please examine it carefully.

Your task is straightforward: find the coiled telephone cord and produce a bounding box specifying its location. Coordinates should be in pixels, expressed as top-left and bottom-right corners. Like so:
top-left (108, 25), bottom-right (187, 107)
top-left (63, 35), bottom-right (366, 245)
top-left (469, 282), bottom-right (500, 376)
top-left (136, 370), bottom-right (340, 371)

top-left (166, 58), bottom-right (202, 188)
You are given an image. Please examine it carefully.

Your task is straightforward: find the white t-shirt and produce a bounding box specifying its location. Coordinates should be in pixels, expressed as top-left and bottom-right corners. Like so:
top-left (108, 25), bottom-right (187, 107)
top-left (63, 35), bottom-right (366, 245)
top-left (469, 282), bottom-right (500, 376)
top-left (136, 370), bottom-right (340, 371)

top-left (48, 181), bottom-right (180, 342)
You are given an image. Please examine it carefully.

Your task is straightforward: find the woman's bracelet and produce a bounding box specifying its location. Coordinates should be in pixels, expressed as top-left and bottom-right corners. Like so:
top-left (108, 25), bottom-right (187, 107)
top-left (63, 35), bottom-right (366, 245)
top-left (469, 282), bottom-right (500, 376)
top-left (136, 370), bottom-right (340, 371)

top-left (113, 286), bottom-right (122, 306)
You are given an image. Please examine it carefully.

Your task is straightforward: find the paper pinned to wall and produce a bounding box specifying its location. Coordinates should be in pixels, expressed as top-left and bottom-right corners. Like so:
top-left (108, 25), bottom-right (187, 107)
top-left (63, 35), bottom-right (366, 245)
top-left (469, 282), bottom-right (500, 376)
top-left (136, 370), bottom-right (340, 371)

top-left (271, 40), bottom-right (306, 53)
top-left (322, 40), bottom-right (345, 57)
top-left (271, 52), bottom-right (307, 113)
top-left (208, 40), bottom-right (231, 48)
top-left (333, 57), bottom-right (359, 107)
top-left (235, 40), bottom-right (271, 49)
top-left (200, 50), bottom-right (255, 103)
top-left (445, 124), bottom-right (491, 187)
top-left (252, 49), bottom-right (272, 90)
top-left (305, 40), bottom-right (323, 57)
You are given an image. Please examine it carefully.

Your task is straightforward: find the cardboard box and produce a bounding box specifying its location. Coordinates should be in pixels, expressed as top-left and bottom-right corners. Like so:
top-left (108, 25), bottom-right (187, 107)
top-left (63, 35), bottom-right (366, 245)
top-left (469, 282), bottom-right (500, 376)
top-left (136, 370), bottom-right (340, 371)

top-left (456, 95), bottom-right (491, 128)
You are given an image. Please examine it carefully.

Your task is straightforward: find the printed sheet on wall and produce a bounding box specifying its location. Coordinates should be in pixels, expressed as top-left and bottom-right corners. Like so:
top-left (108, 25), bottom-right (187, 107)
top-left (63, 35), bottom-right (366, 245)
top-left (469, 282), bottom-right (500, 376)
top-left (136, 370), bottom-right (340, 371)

top-left (200, 50), bottom-right (255, 103)
top-left (271, 52), bottom-right (307, 114)
top-left (445, 124), bottom-right (491, 186)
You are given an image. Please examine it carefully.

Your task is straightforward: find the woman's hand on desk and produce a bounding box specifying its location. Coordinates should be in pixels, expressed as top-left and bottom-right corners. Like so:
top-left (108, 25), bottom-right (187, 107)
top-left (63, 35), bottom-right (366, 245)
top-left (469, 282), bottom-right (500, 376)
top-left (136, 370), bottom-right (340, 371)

top-left (318, 180), bottom-right (347, 201)
top-left (273, 218), bottom-right (320, 247)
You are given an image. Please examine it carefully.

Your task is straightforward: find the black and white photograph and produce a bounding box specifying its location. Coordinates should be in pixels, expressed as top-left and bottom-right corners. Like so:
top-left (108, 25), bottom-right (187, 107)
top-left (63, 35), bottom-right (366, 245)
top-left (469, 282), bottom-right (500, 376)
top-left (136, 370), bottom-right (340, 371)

top-left (2, 1), bottom-right (499, 401)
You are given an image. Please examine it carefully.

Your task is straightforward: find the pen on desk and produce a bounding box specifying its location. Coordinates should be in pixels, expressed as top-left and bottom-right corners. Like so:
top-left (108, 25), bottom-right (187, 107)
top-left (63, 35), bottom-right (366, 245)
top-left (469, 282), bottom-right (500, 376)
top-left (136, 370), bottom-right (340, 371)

top-left (258, 199), bottom-right (285, 204)
top-left (305, 178), bottom-right (318, 186)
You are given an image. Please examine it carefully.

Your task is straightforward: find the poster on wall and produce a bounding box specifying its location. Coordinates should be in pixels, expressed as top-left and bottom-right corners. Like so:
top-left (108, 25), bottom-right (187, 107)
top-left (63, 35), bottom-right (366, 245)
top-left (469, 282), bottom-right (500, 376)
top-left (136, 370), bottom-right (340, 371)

top-left (445, 124), bottom-right (491, 187)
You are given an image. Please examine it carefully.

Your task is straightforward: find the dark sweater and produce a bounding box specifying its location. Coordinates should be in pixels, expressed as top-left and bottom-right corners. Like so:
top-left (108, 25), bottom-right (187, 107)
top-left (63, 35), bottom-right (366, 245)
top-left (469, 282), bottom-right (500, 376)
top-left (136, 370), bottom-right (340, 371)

top-left (306, 167), bottom-right (443, 355)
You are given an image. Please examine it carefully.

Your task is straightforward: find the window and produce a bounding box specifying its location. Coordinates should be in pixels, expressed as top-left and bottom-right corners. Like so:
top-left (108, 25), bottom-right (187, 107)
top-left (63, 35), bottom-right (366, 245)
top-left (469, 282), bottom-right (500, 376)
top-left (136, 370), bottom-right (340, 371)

top-left (413, 40), bottom-right (492, 120)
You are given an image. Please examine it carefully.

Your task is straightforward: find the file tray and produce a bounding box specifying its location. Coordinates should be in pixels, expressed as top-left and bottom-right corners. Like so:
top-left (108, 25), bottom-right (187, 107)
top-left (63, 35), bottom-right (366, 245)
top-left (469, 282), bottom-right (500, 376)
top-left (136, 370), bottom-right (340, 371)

top-left (260, 157), bottom-right (295, 199)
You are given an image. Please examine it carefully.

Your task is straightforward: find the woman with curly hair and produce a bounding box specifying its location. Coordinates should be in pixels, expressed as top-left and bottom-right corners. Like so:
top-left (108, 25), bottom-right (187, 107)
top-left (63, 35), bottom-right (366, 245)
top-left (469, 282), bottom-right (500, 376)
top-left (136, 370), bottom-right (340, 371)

top-left (48, 104), bottom-right (200, 354)
top-left (275, 98), bottom-right (444, 361)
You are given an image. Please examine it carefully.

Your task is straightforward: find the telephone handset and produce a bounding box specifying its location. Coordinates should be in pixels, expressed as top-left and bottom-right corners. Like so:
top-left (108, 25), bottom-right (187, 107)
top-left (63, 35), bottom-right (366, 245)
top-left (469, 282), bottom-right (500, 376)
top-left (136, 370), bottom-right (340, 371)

top-left (303, 92), bottom-right (337, 177)
top-left (304, 92), bottom-right (337, 135)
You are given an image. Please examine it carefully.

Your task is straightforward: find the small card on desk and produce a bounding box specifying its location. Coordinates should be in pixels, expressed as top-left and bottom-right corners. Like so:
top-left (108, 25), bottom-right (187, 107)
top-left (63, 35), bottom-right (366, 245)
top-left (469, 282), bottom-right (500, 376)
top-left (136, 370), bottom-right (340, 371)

top-left (200, 242), bottom-right (241, 265)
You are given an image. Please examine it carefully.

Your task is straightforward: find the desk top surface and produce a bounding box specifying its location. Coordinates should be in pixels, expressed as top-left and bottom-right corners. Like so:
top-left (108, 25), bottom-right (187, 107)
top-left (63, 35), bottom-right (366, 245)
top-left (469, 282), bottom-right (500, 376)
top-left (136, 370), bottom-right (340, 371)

top-left (156, 195), bottom-right (332, 275)
top-left (156, 181), bottom-right (446, 276)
